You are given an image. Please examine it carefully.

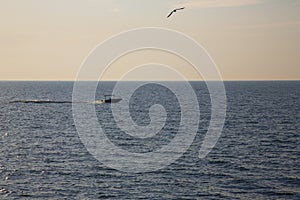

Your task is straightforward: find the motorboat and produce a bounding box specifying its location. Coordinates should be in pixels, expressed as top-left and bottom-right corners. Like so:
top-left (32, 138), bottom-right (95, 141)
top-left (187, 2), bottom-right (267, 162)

top-left (104, 95), bottom-right (122, 103)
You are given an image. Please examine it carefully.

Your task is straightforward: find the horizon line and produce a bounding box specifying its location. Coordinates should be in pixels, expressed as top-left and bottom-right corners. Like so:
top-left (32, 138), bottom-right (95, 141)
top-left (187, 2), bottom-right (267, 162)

top-left (0, 79), bottom-right (299, 82)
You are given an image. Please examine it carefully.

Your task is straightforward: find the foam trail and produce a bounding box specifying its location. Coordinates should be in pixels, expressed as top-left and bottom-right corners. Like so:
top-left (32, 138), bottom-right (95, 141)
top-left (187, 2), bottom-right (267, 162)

top-left (9, 100), bottom-right (105, 104)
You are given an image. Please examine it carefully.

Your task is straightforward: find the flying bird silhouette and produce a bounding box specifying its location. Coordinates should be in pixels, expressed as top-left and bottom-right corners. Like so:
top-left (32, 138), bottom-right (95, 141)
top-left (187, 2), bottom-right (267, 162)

top-left (167, 7), bottom-right (185, 18)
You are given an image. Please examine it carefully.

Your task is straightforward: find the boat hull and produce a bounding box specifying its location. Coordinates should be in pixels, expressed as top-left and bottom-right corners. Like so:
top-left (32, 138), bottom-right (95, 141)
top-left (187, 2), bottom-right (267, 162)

top-left (105, 98), bottom-right (122, 103)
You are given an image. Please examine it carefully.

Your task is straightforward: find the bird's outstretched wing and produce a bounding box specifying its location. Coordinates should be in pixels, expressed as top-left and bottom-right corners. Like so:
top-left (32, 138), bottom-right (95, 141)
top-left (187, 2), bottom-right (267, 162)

top-left (167, 10), bottom-right (174, 18)
top-left (176, 7), bottom-right (185, 11)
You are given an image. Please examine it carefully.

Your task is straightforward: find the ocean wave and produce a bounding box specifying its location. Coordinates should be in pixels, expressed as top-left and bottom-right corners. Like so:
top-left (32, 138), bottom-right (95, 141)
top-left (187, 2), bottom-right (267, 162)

top-left (0, 188), bottom-right (12, 196)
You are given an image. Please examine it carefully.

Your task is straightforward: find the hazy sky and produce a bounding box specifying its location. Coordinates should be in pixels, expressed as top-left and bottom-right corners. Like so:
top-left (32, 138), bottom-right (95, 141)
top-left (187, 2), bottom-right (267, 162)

top-left (0, 0), bottom-right (299, 80)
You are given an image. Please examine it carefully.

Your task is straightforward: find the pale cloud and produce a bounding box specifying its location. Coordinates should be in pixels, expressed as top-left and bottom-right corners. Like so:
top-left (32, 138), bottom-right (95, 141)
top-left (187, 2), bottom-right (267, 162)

top-left (109, 7), bottom-right (121, 13)
top-left (174, 0), bottom-right (263, 9)
top-left (231, 20), bottom-right (300, 30)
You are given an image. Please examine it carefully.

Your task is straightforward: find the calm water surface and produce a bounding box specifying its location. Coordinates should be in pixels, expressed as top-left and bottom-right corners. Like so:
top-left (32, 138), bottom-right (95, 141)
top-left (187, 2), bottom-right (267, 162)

top-left (0, 81), bottom-right (299, 199)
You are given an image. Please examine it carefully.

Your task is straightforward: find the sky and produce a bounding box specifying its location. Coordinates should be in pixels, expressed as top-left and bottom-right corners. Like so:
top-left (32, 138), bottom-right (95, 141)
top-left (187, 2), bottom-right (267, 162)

top-left (0, 0), bottom-right (299, 80)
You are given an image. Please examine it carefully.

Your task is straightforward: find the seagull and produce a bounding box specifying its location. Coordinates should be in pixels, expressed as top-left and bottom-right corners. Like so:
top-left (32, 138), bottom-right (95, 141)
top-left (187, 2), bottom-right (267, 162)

top-left (167, 7), bottom-right (185, 18)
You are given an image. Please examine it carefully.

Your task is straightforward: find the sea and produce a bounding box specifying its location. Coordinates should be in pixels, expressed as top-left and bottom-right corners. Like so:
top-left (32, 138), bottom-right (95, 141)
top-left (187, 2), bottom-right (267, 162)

top-left (0, 81), bottom-right (299, 199)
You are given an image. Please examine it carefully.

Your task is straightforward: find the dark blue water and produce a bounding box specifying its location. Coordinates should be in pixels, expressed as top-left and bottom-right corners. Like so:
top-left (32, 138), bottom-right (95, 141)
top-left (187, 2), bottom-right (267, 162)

top-left (0, 81), bottom-right (299, 199)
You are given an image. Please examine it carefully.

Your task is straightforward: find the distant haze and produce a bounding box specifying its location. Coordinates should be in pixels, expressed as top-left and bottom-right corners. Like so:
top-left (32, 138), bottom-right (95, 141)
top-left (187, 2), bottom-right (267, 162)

top-left (0, 0), bottom-right (299, 80)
